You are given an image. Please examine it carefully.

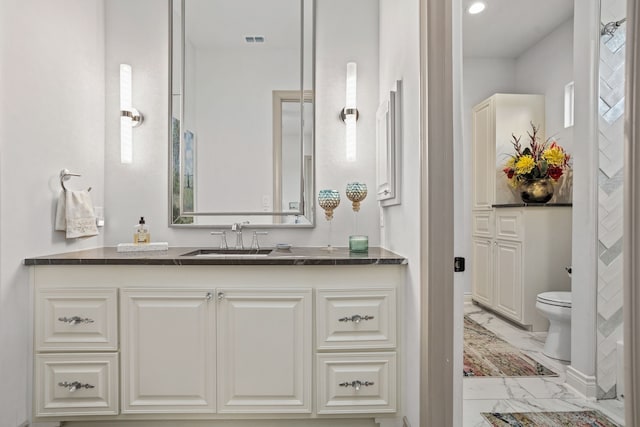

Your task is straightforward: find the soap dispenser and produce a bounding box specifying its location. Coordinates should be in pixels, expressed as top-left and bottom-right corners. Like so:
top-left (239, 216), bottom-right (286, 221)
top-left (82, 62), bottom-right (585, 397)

top-left (134, 217), bottom-right (150, 244)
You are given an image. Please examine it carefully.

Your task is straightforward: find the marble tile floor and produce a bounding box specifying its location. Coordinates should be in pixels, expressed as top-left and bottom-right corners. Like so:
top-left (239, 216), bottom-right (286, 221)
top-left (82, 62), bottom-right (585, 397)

top-left (463, 303), bottom-right (625, 426)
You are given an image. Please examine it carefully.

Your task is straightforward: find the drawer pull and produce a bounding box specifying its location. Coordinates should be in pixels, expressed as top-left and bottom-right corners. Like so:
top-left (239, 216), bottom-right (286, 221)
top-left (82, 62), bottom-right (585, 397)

top-left (338, 314), bottom-right (374, 323)
top-left (58, 316), bottom-right (95, 325)
top-left (58, 381), bottom-right (95, 392)
top-left (339, 380), bottom-right (375, 391)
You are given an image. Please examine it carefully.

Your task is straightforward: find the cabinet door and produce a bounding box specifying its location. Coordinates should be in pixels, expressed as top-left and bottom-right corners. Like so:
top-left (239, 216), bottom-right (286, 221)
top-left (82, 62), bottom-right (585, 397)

top-left (471, 98), bottom-right (495, 209)
top-left (494, 240), bottom-right (522, 322)
top-left (121, 289), bottom-right (216, 414)
top-left (471, 238), bottom-right (493, 306)
top-left (217, 289), bottom-right (312, 413)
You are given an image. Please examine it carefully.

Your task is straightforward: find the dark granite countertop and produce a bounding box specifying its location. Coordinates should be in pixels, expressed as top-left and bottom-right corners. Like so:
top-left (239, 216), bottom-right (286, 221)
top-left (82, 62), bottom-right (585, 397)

top-left (24, 246), bottom-right (407, 266)
top-left (492, 203), bottom-right (573, 208)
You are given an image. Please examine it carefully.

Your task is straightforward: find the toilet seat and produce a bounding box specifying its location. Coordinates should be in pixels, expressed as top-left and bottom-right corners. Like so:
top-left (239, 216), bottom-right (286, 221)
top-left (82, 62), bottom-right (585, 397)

top-left (536, 291), bottom-right (571, 308)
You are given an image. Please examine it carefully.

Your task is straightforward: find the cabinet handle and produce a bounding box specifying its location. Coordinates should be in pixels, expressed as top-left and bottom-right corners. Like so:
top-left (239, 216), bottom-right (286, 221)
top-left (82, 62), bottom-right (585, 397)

top-left (217, 292), bottom-right (225, 301)
top-left (338, 314), bottom-right (374, 323)
top-left (206, 292), bottom-right (213, 301)
top-left (339, 380), bottom-right (374, 391)
top-left (58, 316), bottom-right (94, 325)
top-left (58, 381), bottom-right (95, 392)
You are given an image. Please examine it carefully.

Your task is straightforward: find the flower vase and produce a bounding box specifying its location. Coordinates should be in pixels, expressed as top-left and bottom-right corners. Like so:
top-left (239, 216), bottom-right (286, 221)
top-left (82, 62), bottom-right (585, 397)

top-left (519, 178), bottom-right (554, 203)
top-left (318, 189), bottom-right (341, 251)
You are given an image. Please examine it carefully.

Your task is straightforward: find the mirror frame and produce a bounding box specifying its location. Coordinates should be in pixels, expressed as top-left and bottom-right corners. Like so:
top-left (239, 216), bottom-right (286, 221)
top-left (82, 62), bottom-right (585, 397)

top-left (168, 0), bottom-right (316, 228)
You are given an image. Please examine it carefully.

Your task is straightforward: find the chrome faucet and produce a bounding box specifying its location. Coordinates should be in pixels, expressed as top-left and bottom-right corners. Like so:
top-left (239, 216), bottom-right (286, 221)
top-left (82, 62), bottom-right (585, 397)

top-left (231, 221), bottom-right (250, 249)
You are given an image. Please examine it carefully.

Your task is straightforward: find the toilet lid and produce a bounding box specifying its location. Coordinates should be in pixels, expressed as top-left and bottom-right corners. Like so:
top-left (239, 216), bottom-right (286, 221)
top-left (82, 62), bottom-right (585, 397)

top-left (537, 291), bottom-right (572, 308)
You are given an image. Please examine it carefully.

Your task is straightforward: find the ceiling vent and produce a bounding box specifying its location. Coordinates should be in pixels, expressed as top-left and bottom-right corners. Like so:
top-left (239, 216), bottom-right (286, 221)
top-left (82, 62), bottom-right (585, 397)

top-left (244, 35), bottom-right (265, 44)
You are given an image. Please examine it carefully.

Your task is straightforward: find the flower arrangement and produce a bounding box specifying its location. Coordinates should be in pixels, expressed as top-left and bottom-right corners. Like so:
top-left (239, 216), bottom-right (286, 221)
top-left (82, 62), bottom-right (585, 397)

top-left (502, 122), bottom-right (571, 187)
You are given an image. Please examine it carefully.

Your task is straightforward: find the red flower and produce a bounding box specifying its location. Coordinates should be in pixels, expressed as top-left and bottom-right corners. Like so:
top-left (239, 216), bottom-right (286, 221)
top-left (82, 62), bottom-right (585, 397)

top-left (503, 167), bottom-right (514, 179)
top-left (548, 166), bottom-right (563, 180)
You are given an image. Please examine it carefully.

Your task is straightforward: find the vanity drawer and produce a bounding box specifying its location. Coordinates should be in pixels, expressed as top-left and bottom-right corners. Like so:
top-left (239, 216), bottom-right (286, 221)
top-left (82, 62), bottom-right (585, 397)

top-left (496, 210), bottom-right (523, 240)
top-left (316, 289), bottom-right (396, 350)
top-left (472, 211), bottom-right (493, 237)
top-left (35, 288), bottom-right (118, 351)
top-left (316, 352), bottom-right (396, 414)
top-left (35, 353), bottom-right (119, 417)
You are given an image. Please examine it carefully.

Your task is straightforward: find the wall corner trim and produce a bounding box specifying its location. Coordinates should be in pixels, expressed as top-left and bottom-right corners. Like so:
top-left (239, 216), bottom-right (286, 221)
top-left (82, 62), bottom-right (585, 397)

top-left (565, 365), bottom-right (598, 400)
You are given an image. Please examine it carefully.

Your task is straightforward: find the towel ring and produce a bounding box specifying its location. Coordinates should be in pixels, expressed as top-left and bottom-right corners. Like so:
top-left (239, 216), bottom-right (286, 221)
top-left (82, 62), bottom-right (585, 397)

top-left (60, 169), bottom-right (91, 192)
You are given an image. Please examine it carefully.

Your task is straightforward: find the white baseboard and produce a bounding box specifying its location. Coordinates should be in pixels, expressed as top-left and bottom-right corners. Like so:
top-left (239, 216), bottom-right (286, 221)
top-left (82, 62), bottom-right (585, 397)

top-left (565, 365), bottom-right (597, 399)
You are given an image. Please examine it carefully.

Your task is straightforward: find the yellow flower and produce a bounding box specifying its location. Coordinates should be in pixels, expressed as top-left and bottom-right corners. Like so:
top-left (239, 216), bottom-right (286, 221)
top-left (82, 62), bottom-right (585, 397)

top-left (543, 146), bottom-right (565, 166)
top-left (515, 155), bottom-right (535, 175)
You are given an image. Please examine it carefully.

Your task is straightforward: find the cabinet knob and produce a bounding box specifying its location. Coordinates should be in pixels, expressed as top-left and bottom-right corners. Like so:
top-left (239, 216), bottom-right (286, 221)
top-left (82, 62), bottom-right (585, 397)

top-left (338, 314), bottom-right (374, 324)
top-left (58, 381), bottom-right (95, 392)
top-left (57, 316), bottom-right (94, 325)
top-left (339, 380), bottom-right (374, 391)
top-left (206, 292), bottom-right (213, 301)
top-left (217, 292), bottom-right (225, 301)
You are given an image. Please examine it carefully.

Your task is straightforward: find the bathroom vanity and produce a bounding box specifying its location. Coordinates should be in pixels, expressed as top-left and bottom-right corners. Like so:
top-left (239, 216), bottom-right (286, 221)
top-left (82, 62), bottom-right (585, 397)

top-left (25, 247), bottom-right (406, 427)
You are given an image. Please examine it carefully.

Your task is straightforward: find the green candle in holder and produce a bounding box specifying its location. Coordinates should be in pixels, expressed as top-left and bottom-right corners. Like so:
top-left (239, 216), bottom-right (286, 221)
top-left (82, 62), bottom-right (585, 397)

top-left (346, 182), bottom-right (368, 252)
top-left (349, 235), bottom-right (369, 252)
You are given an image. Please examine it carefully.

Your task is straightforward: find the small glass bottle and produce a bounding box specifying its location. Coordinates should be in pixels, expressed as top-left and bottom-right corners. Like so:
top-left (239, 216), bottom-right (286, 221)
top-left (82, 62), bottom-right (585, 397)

top-left (134, 217), bottom-right (150, 244)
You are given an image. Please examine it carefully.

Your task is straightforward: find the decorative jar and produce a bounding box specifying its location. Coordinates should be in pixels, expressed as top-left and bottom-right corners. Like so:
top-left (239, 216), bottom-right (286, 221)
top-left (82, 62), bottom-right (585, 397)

top-left (519, 178), bottom-right (554, 203)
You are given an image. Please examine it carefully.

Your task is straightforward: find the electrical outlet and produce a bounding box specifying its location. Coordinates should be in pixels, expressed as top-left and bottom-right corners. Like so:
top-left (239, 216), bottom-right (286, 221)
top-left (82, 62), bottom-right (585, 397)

top-left (379, 210), bottom-right (385, 228)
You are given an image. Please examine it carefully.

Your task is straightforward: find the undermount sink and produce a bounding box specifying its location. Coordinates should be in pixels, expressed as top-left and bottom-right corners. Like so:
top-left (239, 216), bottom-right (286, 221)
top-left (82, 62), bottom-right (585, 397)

top-left (181, 249), bottom-right (273, 257)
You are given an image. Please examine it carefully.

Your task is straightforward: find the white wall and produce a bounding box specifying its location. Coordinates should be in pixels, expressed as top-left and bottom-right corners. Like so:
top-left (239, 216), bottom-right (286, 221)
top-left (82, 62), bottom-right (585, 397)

top-left (379, 0), bottom-right (420, 424)
top-left (568, 0), bottom-right (600, 394)
top-left (0, 1), bottom-right (106, 425)
top-left (516, 19), bottom-right (575, 155)
top-left (104, 0), bottom-right (380, 249)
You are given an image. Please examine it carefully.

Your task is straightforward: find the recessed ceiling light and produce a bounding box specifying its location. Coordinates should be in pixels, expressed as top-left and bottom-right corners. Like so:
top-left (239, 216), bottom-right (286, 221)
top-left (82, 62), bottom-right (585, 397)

top-left (467, 1), bottom-right (486, 14)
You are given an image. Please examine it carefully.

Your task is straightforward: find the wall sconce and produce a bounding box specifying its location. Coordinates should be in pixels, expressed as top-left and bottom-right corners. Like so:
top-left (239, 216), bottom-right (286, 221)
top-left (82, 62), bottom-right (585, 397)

top-left (340, 62), bottom-right (359, 162)
top-left (120, 64), bottom-right (144, 164)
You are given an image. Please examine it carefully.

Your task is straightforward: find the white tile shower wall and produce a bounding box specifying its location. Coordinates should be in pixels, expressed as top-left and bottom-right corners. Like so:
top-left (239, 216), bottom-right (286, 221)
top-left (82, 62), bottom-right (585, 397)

top-left (0, 0), bottom-right (106, 425)
top-left (597, 0), bottom-right (626, 399)
top-left (104, 0), bottom-right (380, 248)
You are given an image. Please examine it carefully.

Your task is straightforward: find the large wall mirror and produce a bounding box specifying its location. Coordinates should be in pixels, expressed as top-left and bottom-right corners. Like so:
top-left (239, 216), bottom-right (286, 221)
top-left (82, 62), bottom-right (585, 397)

top-left (170, 0), bottom-right (315, 227)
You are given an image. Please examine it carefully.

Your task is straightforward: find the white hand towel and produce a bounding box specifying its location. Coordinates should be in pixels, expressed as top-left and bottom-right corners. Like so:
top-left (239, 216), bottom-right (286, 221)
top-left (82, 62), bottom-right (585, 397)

top-left (55, 190), bottom-right (99, 238)
top-left (55, 191), bottom-right (66, 231)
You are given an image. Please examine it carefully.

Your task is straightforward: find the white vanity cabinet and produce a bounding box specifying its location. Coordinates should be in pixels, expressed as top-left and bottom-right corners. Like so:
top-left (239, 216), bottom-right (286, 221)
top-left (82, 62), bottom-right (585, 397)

top-left (316, 289), bottom-right (397, 414)
top-left (120, 288), bottom-right (311, 415)
top-left (28, 257), bottom-right (404, 426)
top-left (471, 207), bottom-right (572, 330)
top-left (34, 288), bottom-right (119, 417)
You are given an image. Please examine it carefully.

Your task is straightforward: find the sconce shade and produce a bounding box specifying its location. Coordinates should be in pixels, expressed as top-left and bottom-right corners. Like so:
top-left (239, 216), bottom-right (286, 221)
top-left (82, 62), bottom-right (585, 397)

top-left (346, 62), bottom-right (357, 109)
top-left (344, 62), bottom-right (358, 162)
top-left (120, 64), bottom-right (144, 164)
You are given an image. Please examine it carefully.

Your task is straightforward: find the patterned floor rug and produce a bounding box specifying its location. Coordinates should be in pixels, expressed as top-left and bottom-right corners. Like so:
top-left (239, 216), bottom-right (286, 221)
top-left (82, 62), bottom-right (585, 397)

top-left (482, 410), bottom-right (621, 426)
top-left (463, 316), bottom-right (557, 377)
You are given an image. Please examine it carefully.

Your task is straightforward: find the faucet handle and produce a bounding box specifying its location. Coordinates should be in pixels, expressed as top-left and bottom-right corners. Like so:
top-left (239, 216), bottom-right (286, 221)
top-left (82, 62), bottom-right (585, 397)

top-left (251, 231), bottom-right (268, 250)
top-left (210, 231), bottom-right (228, 249)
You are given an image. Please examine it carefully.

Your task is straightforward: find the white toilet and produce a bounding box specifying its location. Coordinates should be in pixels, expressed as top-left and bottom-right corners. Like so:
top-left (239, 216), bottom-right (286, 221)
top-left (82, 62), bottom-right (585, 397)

top-left (536, 291), bottom-right (572, 361)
